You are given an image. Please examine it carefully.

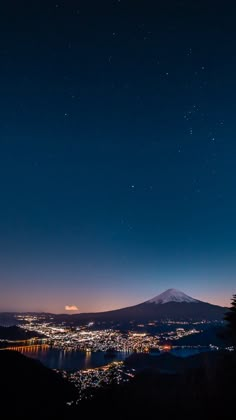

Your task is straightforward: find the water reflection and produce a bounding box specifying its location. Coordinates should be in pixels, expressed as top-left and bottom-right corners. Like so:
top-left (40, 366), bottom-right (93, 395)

top-left (7, 344), bottom-right (213, 371)
top-left (16, 346), bottom-right (129, 371)
top-left (84, 349), bottom-right (92, 368)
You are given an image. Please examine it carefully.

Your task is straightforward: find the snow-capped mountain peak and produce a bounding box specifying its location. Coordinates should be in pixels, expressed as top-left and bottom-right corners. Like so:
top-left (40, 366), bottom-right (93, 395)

top-left (146, 288), bottom-right (199, 304)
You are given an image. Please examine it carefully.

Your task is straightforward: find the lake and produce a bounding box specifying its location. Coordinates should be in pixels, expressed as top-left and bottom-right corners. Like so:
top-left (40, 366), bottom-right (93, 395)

top-left (18, 346), bottom-right (130, 370)
top-left (16, 345), bottom-right (214, 370)
top-left (170, 346), bottom-right (212, 357)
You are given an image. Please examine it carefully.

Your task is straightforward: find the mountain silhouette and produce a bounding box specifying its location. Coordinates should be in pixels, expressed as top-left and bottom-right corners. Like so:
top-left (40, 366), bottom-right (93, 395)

top-left (64, 288), bottom-right (227, 323)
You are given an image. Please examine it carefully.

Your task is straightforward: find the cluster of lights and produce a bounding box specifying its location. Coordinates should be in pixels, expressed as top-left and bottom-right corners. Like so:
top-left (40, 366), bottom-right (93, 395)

top-left (59, 361), bottom-right (135, 402)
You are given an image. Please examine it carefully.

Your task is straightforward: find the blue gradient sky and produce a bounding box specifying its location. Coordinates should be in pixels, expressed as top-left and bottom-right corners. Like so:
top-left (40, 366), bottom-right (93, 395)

top-left (0, 1), bottom-right (236, 312)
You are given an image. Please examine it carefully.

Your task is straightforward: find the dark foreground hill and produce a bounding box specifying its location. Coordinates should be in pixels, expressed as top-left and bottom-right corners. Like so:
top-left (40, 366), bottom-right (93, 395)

top-left (0, 350), bottom-right (76, 419)
top-left (78, 350), bottom-right (236, 419)
top-left (1, 348), bottom-right (236, 419)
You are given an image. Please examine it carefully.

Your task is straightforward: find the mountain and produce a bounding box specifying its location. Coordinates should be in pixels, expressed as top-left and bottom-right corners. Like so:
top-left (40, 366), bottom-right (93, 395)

top-left (65, 288), bottom-right (227, 324)
top-left (146, 288), bottom-right (199, 304)
top-left (0, 289), bottom-right (227, 325)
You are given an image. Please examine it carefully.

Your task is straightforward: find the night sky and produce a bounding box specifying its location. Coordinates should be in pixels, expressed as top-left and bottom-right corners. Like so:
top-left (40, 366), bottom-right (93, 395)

top-left (1, 1), bottom-right (236, 313)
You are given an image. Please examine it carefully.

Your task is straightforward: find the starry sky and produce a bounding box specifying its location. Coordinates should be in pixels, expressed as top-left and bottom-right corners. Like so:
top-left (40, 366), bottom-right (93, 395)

top-left (1, 0), bottom-right (236, 313)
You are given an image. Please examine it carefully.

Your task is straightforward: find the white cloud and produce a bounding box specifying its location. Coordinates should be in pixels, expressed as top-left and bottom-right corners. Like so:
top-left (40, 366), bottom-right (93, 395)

top-left (65, 305), bottom-right (79, 311)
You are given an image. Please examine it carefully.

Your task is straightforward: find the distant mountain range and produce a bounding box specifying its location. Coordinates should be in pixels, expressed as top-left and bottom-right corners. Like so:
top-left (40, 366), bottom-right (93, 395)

top-left (0, 289), bottom-right (228, 326)
top-left (64, 288), bottom-right (228, 323)
top-left (0, 326), bottom-right (44, 341)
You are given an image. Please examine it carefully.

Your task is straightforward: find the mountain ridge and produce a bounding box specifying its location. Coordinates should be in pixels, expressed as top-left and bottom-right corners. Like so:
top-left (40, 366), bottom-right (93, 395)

top-left (62, 288), bottom-right (228, 323)
top-left (0, 289), bottom-right (228, 324)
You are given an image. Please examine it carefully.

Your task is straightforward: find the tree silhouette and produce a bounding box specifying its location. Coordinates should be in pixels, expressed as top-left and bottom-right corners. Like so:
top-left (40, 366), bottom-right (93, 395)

top-left (224, 294), bottom-right (236, 346)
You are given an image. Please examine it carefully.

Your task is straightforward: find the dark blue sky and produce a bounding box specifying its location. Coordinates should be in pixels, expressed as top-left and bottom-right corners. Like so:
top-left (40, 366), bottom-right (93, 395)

top-left (1, 1), bottom-right (236, 312)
